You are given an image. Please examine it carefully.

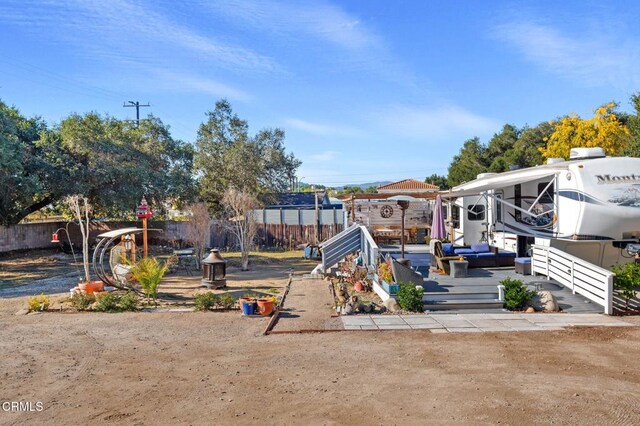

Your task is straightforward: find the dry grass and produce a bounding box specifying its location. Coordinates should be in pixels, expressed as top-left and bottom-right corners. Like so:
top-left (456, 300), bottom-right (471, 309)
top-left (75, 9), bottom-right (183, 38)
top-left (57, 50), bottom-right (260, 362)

top-left (0, 249), bottom-right (78, 289)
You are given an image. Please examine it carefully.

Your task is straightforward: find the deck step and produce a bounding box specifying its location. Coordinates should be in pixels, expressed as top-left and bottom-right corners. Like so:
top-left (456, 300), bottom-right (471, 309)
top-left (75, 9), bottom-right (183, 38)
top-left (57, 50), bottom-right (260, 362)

top-left (423, 299), bottom-right (504, 311)
top-left (423, 291), bottom-right (498, 301)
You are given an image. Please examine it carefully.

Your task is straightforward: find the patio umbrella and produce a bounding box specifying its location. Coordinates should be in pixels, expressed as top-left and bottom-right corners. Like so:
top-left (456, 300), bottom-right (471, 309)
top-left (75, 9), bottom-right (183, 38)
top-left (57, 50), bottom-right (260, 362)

top-left (430, 195), bottom-right (446, 240)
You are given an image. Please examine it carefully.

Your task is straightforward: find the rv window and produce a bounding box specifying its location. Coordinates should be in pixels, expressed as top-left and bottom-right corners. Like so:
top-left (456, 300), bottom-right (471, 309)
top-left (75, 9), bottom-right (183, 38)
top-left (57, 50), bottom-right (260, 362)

top-left (537, 182), bottom-right (554, 204)
top-left (467, 204), bottom-right (485, 221)
top-left (496, 195), bottom-right (502, 223)
top-left (452, 205), bottom-right (460, 228)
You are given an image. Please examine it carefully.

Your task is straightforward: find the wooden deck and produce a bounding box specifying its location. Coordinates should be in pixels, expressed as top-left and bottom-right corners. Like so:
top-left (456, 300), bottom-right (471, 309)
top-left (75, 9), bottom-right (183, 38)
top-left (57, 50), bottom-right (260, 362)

top-left (379, 244), bottom-right (603, 314)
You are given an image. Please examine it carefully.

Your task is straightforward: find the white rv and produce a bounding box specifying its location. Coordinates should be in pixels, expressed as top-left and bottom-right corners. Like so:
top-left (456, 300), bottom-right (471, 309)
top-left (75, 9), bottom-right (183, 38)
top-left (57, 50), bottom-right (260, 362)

top-left (444, 147), bottom-right (640, 268)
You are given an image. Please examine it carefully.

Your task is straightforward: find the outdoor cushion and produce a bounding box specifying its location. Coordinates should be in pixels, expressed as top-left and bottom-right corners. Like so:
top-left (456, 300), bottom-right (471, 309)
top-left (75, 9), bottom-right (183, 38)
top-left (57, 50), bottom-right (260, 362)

top-left (476, 252), bottom-right (497, 258)
top-left (461, 253), bottom-right (478, 260)
top-left (514, 257), bottom-right (531, 263)
top-left (470, 243), bottom-right (491, 253)
top-left (498, 251), bottom-right (517, 257)
top-left (454, 248), bottom-right (475, 255)
top-left (442, 243), bottom-right (455, 256)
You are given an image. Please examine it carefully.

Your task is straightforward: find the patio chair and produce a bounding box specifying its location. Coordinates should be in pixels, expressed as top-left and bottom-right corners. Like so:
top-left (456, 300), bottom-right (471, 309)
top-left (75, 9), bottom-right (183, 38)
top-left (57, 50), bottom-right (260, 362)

top-left (432, 240), bottom-right (460, 274)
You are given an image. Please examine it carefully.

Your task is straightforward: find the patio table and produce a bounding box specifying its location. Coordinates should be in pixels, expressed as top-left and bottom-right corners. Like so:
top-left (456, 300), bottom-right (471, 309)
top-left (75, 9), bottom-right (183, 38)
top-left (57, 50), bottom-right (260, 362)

top-left (449, 260), bottom-right (469, 278)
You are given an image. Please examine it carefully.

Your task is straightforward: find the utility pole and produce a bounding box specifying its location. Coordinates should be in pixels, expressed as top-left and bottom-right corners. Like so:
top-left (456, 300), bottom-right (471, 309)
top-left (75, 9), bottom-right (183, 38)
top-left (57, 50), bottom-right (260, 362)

top-left (123, 100), bottom-right (150, 126)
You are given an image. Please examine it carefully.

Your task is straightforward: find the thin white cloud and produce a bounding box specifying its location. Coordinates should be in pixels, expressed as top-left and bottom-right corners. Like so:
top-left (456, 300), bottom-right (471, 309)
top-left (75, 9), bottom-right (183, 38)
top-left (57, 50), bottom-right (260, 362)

top-left (151, 70), bottom-right (252, 102)
top-left (284, 118), bottom-right (362, 137)
top-left (200, 0), bottom-right (380, 50)
top-left (197, 0), bottom-right (413, 84)
top-left (377, 105), bottom-right (500, 141)
top-left (492, 20), bottom-right (639, 88)
top-left (0, 0), bottom-right (279, 74)
top-left (309, 150), bottom-right (339, 162)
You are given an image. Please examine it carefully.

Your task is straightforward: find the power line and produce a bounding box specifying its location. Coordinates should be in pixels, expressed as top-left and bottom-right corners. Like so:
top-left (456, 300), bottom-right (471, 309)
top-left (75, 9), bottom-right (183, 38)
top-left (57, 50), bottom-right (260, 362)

top-left (123, 100), bottom-right (150, 126)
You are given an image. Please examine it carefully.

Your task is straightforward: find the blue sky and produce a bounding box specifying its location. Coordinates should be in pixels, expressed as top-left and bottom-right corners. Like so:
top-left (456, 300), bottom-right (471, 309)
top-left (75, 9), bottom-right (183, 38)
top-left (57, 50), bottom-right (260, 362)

top-left (1, 1), bottom-right (640, 187)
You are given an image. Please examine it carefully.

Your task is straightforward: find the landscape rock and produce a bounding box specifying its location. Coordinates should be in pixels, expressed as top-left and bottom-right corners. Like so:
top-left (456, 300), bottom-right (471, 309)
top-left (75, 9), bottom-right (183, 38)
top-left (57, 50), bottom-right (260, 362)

top-left (525, 306), bottom-right (536, 313)
top-left (531, 291), bottom-right (559, 312)
top-left (383, 298), bottom-right (400, 313)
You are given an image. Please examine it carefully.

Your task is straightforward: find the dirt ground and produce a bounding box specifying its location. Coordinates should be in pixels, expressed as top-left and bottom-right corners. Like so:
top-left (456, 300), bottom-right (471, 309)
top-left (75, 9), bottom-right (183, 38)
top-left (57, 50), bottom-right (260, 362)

top-left (2, 251), bottom-right (640, 424)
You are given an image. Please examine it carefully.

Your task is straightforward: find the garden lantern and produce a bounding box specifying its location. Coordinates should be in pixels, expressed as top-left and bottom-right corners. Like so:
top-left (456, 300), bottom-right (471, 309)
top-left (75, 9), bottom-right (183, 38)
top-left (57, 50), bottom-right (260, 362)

top-left (136, 197), bottom-right (153, 258)
top-left (201, 249), bottom-right (227, 289)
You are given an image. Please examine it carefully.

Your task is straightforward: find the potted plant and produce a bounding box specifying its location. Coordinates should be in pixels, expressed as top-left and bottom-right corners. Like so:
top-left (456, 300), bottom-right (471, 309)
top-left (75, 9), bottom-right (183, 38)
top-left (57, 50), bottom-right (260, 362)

top-left (239, 293), bottom-right (257, 316)
top-left (256, 295), bottom-right (277, 316)
top-left (66, 195), bottom-right (104, 294)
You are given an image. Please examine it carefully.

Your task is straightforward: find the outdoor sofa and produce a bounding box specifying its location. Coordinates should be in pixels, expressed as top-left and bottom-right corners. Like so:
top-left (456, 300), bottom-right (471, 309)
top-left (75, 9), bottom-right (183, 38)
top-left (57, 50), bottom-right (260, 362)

top-left (444, 242), bottom-right (516, 268)
top-left (432, 241), bottom-right (516, 272)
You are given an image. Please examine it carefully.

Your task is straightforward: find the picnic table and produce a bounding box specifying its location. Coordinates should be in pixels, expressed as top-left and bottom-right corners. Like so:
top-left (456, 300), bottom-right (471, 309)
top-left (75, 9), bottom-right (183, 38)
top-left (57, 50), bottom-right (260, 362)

top-left (173, 248), bottom-right (198, 275)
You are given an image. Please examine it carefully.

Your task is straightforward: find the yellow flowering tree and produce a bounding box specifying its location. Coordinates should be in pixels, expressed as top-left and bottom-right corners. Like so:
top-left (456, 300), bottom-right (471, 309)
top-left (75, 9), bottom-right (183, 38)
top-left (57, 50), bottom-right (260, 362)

top-left (541, 103), bottom-right (630, 159)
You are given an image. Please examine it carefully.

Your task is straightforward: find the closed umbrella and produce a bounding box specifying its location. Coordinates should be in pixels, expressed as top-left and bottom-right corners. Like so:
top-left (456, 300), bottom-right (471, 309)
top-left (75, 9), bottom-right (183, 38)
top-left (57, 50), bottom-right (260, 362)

top-left (430, 195), bottom-right (446, 240)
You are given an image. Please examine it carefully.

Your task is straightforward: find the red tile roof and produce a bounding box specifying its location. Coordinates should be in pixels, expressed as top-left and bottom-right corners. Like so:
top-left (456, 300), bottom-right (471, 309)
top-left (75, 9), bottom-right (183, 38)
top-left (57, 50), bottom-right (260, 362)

top-left (377, 179), bottom-right (439, 191)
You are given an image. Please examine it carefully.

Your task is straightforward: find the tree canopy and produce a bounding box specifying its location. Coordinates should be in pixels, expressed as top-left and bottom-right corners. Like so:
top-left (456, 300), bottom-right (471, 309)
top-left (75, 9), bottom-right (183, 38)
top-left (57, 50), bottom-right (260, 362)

top-left (194, 99), bottom-right (300, 215)
top-left (0, 100), bottom-right (195, 225)
top-left (447, 122), bottom-right (553, 187)
top-left (541, 103), bottom-right (630, 159)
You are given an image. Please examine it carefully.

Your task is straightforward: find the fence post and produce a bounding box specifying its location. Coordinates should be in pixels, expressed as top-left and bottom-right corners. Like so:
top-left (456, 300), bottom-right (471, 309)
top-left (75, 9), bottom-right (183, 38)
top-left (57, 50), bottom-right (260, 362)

top-left (545, 247), bottom-right (550, 279)
top-left (605, 275), bottom-right (613, 315)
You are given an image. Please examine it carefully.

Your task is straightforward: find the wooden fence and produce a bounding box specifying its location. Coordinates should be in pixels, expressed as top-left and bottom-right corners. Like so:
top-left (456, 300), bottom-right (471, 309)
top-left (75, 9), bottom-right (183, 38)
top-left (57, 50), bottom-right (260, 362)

top-left (1, 220), bottom-right (343, 254)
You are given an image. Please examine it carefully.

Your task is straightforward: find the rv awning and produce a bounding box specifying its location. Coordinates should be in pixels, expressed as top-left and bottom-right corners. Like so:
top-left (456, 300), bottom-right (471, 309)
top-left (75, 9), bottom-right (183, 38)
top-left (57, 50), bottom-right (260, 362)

top-left (442, 166), bottom-right (567, 198)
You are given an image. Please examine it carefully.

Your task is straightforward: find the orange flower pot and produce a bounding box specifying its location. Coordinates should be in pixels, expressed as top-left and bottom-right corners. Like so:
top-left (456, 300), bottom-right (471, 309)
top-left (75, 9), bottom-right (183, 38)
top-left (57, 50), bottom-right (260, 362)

top-left (256, 298), bottom-right (274, 316)
top-left (80, 281), bottom-right (104, 294)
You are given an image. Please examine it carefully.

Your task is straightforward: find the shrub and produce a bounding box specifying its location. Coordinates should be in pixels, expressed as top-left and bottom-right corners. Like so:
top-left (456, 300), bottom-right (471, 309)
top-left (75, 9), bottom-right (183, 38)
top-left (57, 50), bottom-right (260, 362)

top-left (218, 293), bottom-right (236, 310)
top-left (501, 278), bottom-right (536, 311)
top-left (612, 262), bottom-right (640, 311)
top-left (94, 293), bottom-right (121, 312)
top-left (119, 292), bottom-right (138, 312)
top-left (129, 257), bottom-right (168, 304)
top-left (28, 294), bottom-right (50, 312)
top-left (194, 292), bottom-right (219, 311)
top-left (397, 282), bottom-right (424, 312)
top-left (70, 293), bottom-right (95, 311)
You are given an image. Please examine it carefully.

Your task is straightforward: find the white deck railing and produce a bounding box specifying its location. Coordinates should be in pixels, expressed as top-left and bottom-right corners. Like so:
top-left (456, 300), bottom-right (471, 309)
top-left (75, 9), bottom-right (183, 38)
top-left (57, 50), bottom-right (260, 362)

top-left (531, 244), bottom-right (614, 314)
top-left (320, 224), bottom-right (379, 272)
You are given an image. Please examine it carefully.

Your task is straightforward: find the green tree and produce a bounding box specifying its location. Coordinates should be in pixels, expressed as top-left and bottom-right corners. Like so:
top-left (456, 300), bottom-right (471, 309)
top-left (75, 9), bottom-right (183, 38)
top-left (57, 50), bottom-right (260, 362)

top-left (0, 100), bottom-right (56, 225)
top-left (485, 124), bottom-right (519, 172)
top-left (502, 122), bottom-right (553, 168)
top-left (0, 100), bottom-right (195, 225)
top-left (622, 93), bottom-right (640, 157)
top-left (52, 112), bottom-right (195, 218)
top-left (336, 186), bottom-right (364, 196)
top-left (424, 174), bottom-right (448, 189)
top-left (194, 100), bottom-right (300, 215)
top-left (447, 137), bottom-right (487, 187)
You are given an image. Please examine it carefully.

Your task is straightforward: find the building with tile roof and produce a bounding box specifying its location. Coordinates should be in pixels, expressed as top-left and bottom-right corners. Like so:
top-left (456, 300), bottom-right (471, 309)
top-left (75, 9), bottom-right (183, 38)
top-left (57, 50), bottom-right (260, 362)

top-left (377, 179), bottom-right (440, 193)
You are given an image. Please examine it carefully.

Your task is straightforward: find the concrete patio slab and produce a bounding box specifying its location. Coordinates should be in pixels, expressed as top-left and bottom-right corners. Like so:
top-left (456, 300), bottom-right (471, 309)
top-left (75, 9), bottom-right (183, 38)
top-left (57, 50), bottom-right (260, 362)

top-left (378, 325), bottom-right (411, 330)
top-left (340, 313), bottom-right (633, 332)
top-left (435, 319), bottom-right (474, 328)
top-left (401, 316), bottom-right (440, 325)
top-left (409, 323), bottom-right (445, 329)
top-left (372, 317), bottom-right (408, 325)
top-left (342, 317), bottom-right (376, 326)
